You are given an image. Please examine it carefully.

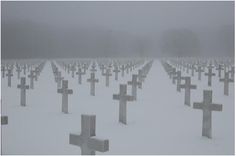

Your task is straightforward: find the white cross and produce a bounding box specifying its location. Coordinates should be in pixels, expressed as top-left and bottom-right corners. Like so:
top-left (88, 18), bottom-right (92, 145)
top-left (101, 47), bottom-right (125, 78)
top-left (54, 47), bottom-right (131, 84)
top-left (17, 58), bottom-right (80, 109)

top-left (69, 115), bottom-right (109, 155)
top-left (1, 116), bottom-right (8, 125)
top-left (220, 72), bottom-right (234, 95)
top-left (17, 77), bottom-right (29, 106)
top-left (87, 73), bottom-right (99, 96)
top-left (180, 77), bottom-right (197, 106)
top-left (193, 90), bottom-right (222, 138)
top-left (28, 70), bottom-right (36, 89)
top-left (113, 84), bottom-right (134, 124)
top-left (57, 80), bottom-right (73, 113)
top-left (102, 69), bottom-right (112, 87)
top-left (204, 67), bottom-right (215, 86)
top-left (6, 69), bottom-right (13, 87)
top-left (128, 74), bottom-right (142, 100)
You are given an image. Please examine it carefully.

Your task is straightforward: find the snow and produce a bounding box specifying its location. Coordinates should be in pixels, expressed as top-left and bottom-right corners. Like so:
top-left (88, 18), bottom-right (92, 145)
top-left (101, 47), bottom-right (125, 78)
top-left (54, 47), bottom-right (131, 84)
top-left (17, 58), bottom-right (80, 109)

top-left (1, 60), bottom-right (234, 155)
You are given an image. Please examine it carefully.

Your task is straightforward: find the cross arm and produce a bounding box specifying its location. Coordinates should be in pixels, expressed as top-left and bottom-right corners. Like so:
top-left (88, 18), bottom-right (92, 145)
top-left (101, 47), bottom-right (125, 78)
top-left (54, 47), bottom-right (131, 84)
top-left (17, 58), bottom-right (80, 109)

top-left (88, 136), bottom-right (109, 152)
top-left (66, 89), bottom-right (73, 94)
top-left (190, 85), bottom-right (197, 89)
top-left (69, 133), bottom-right (83, 147)
top-left (113, 94), bottom-right (120, 100)
top-left (210, 103), bottom-right (223, 112)
top-left (57, 89), bottom-right (63, 93)
top-left (125, 95), bottom-right (134, 101)
top-left (1, 116), bottom-right (8, 125)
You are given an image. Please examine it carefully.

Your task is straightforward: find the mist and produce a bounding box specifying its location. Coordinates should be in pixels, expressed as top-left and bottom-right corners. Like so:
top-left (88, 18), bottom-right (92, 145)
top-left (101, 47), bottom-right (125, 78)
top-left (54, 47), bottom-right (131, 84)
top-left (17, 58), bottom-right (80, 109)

top-left (1, 1), bottom-right (234, 59)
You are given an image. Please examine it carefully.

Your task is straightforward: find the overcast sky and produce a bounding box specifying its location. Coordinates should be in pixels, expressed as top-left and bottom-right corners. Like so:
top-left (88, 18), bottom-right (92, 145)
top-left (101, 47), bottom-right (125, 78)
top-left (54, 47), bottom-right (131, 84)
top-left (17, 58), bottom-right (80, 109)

top-left (2, 1), bottom-right (234, 58)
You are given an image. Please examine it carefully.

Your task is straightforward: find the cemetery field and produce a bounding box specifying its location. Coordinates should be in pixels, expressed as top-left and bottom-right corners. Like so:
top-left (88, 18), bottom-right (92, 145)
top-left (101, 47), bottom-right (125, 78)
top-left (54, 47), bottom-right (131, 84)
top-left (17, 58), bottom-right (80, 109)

top-left (1, 59), bottom-right (234, 155)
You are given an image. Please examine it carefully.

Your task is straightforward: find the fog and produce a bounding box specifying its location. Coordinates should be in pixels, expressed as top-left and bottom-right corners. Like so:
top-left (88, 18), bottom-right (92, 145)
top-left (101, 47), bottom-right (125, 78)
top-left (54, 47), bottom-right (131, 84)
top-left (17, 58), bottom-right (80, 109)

top-left (1, 1), bottom-right (234, 59)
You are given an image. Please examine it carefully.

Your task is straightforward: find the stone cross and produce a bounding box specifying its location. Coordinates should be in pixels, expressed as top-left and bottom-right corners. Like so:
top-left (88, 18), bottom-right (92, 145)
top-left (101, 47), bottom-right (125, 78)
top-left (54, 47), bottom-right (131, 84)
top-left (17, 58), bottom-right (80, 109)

top-left (173, 71), bottom-right (184, 92)
top-left (113, 84), bottom-right (134, 124)
top-left (138, 69), bottom-right (146, 88)
top-left (69, 115), bottom-right (109, 155)
top-left (57, 72), bottom-right (64, 89)
top-left (113, 66), bottom-right (120, 81)
top-left (102, 69), bottom-right (112, 87)
top-left (28, 70), bottom-right (36, 89)
top-left (57, 80), bottom-right (73, 114)
top-left (120, 65), bottom-right (125, 77)
top-left (67, 64), bottom-right (71, 74)
top-left (76, 68), bottom-right (85, 84)
top-left (17, 77), bottom-right (29, 106)
top-left (195, 65), bottom-right (204, 80)
top-left (190, 64), bottom-right (195, 77)
top-left (6, 69), bottom-right (13, 87)
top-left (216, 64), bottom-right (223, 78)
top-left (193, 90), bottom-right (223, 138)
top-left (228, 66), bottom-right (234, 80)
top-left (90, 64), bottom-right (97, 73)
top-left (128, 74), bottom-right (142, 100)
top-left (205, 67), bottom-right (216, 86)
top-left (180, 77), bottom-right (197, 106)
top-left (16, 66), bottom-right (21, 79)
top-left (71, 65), bottom-right (76, 78)
top-left (87, 73), bottom-right (99, 96)
top-left (1, 116), bottom-right (8, 125)
top-left (220, 72), bottom-right (234, 95)
top-left (23, 64), bottom-right (27, 75)
top-left (82, 64), bottom-right (87, 74)
top-left (34, 67), bottom-right (40, 81)
top-left (1, 66), bottom-right (6, 78)
top-left (100, 64), bottom-right (106, 75)
top-left (126, 64), bottom-right (129, 74)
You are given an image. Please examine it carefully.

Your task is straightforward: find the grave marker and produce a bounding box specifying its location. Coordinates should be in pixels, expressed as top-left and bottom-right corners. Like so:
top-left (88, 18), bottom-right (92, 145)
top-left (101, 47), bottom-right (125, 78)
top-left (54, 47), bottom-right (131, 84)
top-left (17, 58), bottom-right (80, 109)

top-left (193, 90), bottom-right (223, 138)
top-left (57, 80), bottom-right (73, 113)
top-left (113, 84), bottom-right (134, 124)
top-left (17, 77), bottom-right (29, 106)
top-left (69, 115), bottom-right (109, 155)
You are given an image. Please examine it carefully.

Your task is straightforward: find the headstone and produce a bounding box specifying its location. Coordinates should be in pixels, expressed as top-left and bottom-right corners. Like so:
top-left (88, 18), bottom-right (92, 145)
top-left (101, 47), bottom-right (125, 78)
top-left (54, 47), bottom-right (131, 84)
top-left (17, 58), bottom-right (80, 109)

top-left (16, 66), bottom-right (21, 79)
top-left (1, 116), bottom-right (8, 125)
top-left (195, 65), bottom-right (204, 80)
top-left (180, 77), bottom-right (197, 106)
top-left (6, 69), bottom-right (13, 87)
top-left (57, 72), bottom-right (64, 89)
top-left (23, 64), bottom-right (27, 75)
top-left (17, 77), bottom-right (29, 106)
top-left (76, 68), bottom-right (85, 84)
top-left (100, 64), bottom-right (106, 75)
top-left (71, 65), bottom-right (76, 78)
top-left (87, 73), bottom-right (99, 96)
top-left (138, 69), bottom-right (146, 88)
top-left (204, 66), bottom-right (216, 86)
top-left (90, 63), bottom-right (97, 73)
top-left (28, 70), bottom-right (36, 89)
top-left (191, 64), bottom-right (195, 77)
top-left (128, 74), bottom-right (142, 100)
top-left (102, 69), bottom-right (112, 87)
top-left (219, 72), bottom-right (234, 95)
top-left (228, 66), bottom-right (235, 80)
top-left (173, 71), bottom-right (184, 92)
top-left (113, 84), bottom-right (134, 124)
top-left (216, 64), bottom-right (223, 78)
top-left (113, 66), bottom-right (120, 81)
top-left (69, 114), bottom-right (109, 155)
top-left (1, 66), bottom-right (6, 78)
top-left (57, 80), bottom-right (73, 114)
top-left (193, 90), bottom-right (223, 138)
top-left (120, 65), bottom-right (125, 77)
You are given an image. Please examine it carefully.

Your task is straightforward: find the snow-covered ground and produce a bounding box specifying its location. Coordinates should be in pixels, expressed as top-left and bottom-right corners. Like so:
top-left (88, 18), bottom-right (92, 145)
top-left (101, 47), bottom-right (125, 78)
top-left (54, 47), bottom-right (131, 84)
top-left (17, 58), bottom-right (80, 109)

top-left (1, 60), bottom-right (234, 155)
